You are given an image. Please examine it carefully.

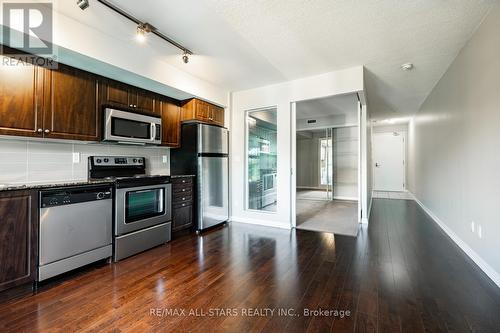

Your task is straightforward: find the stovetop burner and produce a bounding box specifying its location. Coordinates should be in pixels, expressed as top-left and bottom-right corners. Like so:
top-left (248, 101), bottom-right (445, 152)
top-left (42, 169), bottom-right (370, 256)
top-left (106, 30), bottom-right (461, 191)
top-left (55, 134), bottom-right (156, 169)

top-left (88, 156), bottom-right (170, 188)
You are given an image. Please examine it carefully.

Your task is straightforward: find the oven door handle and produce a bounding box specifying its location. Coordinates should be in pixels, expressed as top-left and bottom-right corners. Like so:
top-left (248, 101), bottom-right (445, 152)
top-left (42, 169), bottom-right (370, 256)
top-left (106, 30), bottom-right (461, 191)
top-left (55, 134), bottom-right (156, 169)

top-left (131, 189), bottom-right (157, 194)
top-left (150, 123), bottom-right (156, 142)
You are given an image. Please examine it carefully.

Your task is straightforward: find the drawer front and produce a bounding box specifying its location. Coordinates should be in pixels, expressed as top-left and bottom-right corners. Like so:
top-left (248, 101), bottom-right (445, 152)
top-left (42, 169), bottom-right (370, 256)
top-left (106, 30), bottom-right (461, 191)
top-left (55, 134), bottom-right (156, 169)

top-left (172, 185), bottom-right (192, 194)
top-left (172, 205), bottom-right (193, 231)
top-left (173, 201), bottom-right (192, 209)
top-left (172, 193), bottom-right (192, 204)
top-left (172, 177), bottom-right (193, 185)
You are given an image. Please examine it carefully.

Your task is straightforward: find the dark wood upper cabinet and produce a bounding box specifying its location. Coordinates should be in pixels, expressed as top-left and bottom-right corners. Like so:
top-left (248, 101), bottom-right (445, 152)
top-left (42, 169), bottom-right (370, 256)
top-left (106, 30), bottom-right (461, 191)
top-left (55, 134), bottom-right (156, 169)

top-left (101, 80), bottom-right (129, 108)
top-left (135, 90), bottom-right (157, 115)
top-left (181, 98), bottom-right (225, 126)
top-left (161, 98), bottom-right (181, 147)
top-left (43, 64), bottom-right (99, 141)
top-left (0, 190), bottom-right (38, 292)
top-left (0, 64), bottom-right (43, 137)
top-left (98, 79), bottom-right (159, 116)
top-left (210, 104), bottom-right (225, 126)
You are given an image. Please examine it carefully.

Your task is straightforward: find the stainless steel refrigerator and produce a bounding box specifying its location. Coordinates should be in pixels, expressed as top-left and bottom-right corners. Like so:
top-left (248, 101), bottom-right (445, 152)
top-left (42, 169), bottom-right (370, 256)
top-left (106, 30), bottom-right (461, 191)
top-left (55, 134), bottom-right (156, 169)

top-left (171, 123), bottom-right (229, 231)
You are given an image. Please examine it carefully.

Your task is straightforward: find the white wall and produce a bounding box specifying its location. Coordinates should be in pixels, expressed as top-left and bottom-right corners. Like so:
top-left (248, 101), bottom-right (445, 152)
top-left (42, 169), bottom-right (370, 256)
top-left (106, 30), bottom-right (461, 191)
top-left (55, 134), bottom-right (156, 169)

top-left (408, 4), bottom-right (500, 286)
top-left (0, 138), bottom-right (169, 185)
top-left (230, 66), bottom-right (364, 228)
top-left (296, 113), bottom-right (358, 131)
top-left (334, 126), bottom-right (359, 200)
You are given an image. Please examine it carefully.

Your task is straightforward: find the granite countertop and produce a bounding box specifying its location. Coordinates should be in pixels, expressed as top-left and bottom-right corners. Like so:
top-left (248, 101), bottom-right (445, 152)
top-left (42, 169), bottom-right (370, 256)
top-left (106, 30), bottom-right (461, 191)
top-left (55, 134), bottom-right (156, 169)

top-left (0, 179), bottom-right (115, 192)
top-left (0, 175), bottom-right (196, 192)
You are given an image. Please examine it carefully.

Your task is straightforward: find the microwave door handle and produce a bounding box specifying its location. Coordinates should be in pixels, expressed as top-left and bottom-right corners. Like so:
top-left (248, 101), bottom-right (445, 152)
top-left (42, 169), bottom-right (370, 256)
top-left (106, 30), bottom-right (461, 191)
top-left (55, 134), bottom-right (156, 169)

top-left (150, 123), bottom-right (156, 142)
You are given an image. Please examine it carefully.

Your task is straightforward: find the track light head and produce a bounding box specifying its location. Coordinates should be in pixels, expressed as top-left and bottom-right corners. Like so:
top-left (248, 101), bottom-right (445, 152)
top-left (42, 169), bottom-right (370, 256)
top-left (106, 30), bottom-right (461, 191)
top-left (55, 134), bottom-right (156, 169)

top-left (77, 0), bottom-right (89, 10)
top-left (136, 23), bottom-right (154, 43)
top-left (182, 52), bottom-right (189, 64)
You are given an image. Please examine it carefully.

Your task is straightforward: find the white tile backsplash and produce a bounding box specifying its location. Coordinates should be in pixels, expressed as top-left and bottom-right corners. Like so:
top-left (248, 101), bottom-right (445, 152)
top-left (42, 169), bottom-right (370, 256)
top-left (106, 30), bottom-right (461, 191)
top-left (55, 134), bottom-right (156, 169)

top-left (0, 138), bottom-right (170, 185)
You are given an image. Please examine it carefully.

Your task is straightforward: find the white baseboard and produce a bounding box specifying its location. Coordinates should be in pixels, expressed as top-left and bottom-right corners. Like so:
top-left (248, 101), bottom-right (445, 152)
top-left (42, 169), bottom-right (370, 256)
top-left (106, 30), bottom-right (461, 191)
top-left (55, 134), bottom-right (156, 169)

top-left (411, 192), bottom-right (500, 288)
top-left (230, 217), bottom-right (291, 230)
top-left (333, 196), bottom-right (358, 201)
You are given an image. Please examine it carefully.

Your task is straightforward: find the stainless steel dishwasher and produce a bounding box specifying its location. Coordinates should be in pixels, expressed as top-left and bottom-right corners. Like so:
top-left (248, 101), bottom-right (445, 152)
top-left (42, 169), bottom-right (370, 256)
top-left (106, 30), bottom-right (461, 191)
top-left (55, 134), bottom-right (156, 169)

top-left (38, 185), bottom-right (113, 281)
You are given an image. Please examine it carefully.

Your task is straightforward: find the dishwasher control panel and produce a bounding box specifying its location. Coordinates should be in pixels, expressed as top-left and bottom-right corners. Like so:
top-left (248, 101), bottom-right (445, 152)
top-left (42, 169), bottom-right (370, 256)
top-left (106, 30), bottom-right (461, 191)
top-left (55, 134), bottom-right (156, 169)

top-left (41, 185), bottom-right (113, 208)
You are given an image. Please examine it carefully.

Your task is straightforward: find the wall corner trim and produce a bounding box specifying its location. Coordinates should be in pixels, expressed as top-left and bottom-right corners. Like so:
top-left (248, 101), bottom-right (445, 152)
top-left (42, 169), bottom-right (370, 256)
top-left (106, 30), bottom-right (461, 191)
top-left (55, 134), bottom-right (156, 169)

top-left (410, 192), bottom-right (500, 288)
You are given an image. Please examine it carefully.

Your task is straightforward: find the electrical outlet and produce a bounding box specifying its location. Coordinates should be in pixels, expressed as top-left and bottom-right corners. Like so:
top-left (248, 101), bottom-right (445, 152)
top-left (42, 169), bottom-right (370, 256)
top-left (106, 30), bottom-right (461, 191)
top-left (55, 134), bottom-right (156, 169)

top-left (162, 155), bottom-right (168, 164)
top-left (72, 152), bottom-right (80, 164)
top-left (478, 225), bottom-right (482, 239)
top-left (471, 221), bottom-right (475, 233)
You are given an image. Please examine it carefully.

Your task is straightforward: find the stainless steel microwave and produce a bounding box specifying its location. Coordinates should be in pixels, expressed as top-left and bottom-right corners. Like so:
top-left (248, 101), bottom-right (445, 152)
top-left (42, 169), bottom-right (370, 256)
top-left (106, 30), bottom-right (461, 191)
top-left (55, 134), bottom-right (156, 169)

top-left (103, 108), bottom-right (162, 145)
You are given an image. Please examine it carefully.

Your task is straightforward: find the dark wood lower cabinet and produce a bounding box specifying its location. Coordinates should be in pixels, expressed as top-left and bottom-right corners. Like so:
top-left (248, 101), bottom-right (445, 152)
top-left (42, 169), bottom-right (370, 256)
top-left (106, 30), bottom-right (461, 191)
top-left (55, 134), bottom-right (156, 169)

top-left (0, 190), bottom-right (38, 293)
top-left (171, 177), bottom-right (195, 232)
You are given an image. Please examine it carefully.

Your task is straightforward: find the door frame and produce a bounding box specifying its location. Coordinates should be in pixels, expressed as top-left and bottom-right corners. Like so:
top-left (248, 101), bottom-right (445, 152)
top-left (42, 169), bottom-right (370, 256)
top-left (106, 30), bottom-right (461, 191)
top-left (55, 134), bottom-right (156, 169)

top-left (372, 131), bottom-right (406, 192)
top-left (290, 101), bottom-right (363, 228)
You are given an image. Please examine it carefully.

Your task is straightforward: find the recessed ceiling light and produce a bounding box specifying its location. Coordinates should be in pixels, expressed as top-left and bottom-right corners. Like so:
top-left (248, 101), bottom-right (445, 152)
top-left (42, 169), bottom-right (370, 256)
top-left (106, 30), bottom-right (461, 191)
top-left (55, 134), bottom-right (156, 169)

top-left (401, 63), bottom-right (414, 71)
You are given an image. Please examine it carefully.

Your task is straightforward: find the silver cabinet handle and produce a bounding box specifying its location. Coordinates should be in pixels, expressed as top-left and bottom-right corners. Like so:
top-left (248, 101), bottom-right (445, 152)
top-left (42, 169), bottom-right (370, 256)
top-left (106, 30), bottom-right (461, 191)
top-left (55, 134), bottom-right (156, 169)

top-left (182, 203), bottom-right (186, 207)
top-left (44, 129), bottom-right (50, 134)
top-left (134, 105), bottom-right (137, 108)
top-left (37, 128), bottom-right (43, 133)
top-left (182, 197), bottom-right (186, 200)
top-left (182, 189), bottom-right (186, 192)
top-left (182, 180), bottom-right (186, 183)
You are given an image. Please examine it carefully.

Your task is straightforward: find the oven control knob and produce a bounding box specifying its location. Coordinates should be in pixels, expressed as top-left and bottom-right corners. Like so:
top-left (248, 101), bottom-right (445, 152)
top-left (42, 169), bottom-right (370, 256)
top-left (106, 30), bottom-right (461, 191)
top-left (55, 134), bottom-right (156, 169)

top-left (96, 192), bottom-right (105, 200)
top-left (104, 158), bottom-right (109, 163)
top-left (96, 159), bottom-right (102, 163)
top-left (133, 158), bottom-right (137, 163)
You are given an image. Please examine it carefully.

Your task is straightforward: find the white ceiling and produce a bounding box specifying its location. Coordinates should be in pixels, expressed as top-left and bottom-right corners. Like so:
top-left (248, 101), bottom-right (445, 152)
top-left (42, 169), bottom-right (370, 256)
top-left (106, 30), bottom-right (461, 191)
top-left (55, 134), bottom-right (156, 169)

top-left (296, 94), bottom-right (358, 120)
top-left (59, 0), bottom-right (494, 119)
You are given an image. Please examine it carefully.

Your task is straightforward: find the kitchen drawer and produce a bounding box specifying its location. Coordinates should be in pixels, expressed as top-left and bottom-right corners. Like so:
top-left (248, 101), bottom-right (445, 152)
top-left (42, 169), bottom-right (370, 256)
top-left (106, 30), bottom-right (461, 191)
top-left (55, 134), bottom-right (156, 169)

top-left (172, 177), bottom-right (193, 185)
top-left (172, 186), bottom-right (192, 194)
top-left (172, 193), bottom-right (192, 204)
top-left (173, 201), bottom-right (192, 209)
top-left (172, 204), bottom-right (193, 232)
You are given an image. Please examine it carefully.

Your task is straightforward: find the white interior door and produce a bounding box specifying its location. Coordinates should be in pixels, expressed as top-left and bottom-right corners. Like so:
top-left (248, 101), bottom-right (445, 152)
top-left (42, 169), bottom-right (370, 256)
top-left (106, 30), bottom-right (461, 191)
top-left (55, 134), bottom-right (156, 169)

top-left (373, 132), bottom-right (405, 191)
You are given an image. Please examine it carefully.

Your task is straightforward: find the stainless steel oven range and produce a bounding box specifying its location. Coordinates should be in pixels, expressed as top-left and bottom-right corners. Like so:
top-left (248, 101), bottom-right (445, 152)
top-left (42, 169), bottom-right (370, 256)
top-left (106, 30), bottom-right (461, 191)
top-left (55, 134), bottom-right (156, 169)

top-left (89, 156), bottom-right (171, 261)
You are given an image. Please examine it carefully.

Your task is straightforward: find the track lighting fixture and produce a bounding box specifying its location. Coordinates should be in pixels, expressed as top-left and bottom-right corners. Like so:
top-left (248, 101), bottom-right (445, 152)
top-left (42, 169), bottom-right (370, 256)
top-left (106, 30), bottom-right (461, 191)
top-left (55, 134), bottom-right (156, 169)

top-left (182, 51), bottom-right (189, 64)
top-left (98, 0), bottom-right (193, 63)
top-left (77, 0), bottom-right (89, 10)
top-left (136, 23), bottom-right (154, 43)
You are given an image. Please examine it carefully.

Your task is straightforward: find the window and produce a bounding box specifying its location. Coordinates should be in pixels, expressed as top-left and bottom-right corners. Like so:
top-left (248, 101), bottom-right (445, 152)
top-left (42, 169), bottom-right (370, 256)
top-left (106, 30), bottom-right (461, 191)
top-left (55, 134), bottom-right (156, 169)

top-left (246, 108), bottom-right (277, 212)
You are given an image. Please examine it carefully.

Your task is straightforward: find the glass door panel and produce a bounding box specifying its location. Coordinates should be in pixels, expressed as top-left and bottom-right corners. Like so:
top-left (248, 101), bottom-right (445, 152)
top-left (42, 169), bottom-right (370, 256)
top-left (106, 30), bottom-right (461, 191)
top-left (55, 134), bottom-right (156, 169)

top-left (246, 108), bottom-right (278, 212)
top-left (125, 188), bottom-right (164, 223)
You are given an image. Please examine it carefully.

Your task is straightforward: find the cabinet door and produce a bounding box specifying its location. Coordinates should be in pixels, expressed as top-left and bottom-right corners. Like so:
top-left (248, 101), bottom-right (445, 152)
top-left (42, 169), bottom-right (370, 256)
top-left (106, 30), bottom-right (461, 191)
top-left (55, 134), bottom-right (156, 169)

top-left (0, 64), bottom-right (43, 137)
top-left (161, 99), bottom-right (181, 147)
top-left (43, 64), bottom-right (99, 141)
top-left (172, 205), bottom-right (193, 232)
top-left (195, 100), bottom-right (210, 121)
top-left (99, 79), bottom-right (129, 109)
top-left (210, 105), bottom-right (225, 126)
top-left (0, 191), bottom-right (37, 292)
top-left (136, 90), bottom-right (156, 115)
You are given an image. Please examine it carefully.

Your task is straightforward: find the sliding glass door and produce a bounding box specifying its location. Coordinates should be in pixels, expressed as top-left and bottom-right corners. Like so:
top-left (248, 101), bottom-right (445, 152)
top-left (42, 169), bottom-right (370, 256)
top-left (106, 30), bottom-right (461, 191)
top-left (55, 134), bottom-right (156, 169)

top-left (319, 128), bottom-right (334, 200)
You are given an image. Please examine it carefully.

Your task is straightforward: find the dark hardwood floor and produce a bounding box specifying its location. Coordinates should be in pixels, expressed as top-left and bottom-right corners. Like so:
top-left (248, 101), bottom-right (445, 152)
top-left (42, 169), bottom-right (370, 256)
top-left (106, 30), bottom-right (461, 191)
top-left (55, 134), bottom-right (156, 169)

top-left (1, 199), bottom-right (499, 332)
